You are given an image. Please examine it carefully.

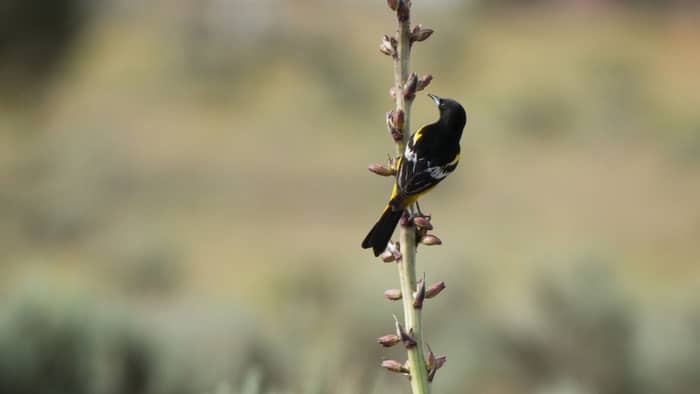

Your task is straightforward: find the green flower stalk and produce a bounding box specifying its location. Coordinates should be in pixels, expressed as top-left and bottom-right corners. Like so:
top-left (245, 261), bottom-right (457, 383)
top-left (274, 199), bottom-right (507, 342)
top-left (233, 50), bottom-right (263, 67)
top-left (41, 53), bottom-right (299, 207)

top-left (370, 1), bottom-right (447, 393)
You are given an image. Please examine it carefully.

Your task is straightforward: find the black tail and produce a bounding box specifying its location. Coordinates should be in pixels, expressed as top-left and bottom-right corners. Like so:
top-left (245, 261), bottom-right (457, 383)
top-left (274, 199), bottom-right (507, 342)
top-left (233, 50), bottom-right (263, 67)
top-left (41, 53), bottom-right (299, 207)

top-left (361, 206), bottom-right (404, 257)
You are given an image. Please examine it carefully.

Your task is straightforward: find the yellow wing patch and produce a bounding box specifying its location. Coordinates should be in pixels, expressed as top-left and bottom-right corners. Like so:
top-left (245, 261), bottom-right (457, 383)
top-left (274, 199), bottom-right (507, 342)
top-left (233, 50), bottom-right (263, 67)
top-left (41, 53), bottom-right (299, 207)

top-left (411, 126), bottom-right (427, 145)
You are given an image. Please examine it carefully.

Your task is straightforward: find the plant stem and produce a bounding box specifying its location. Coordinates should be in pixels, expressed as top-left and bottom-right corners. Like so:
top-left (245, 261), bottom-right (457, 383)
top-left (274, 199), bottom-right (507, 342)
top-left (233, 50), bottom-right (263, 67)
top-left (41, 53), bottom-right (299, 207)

top-left (392, 3), bottom-right (430, 393)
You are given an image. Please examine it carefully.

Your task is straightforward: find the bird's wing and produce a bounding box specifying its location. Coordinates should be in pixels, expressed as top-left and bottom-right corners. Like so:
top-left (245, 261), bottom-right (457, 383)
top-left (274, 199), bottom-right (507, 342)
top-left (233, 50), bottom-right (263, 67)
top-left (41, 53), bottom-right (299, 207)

top-left (396, 126), bottom-right (460, 198)
top-left (397, 153), bottom-right (459, 196)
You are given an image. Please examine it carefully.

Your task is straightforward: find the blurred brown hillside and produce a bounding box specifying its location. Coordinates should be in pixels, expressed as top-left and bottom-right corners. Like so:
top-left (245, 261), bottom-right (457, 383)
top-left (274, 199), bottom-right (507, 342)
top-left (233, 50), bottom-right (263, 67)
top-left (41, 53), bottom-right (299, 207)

top-left (1, 1), bottom-right (700, 394)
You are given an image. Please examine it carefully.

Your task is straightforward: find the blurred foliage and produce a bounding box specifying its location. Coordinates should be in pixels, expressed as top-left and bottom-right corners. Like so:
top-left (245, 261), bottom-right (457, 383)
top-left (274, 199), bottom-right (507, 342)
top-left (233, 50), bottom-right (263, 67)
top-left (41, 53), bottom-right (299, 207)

top-left (0, 0), bottom-right (89, 104)
top-left (1, 1), bottom-right (700, 393)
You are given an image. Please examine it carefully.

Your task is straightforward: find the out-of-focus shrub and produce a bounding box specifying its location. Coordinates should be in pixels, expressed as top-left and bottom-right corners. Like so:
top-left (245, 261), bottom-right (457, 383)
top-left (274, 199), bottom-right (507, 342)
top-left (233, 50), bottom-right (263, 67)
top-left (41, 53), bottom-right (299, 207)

top-left (0, 0), bottom-right (90, 102)
top-left (0, 286), bottom-right (192, 394)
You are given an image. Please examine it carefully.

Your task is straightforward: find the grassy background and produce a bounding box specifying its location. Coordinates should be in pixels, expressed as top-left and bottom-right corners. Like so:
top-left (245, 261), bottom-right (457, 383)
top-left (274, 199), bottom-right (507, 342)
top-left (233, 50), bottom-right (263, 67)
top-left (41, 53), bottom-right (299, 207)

top-left (1, 1), bottom-right (700, 393)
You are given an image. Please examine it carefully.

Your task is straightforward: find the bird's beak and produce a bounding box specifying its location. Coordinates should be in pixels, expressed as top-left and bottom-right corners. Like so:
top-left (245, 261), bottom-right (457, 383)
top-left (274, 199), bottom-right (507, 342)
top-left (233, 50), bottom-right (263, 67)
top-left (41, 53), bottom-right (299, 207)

top-left (427, 93), bottom-right (441, 107)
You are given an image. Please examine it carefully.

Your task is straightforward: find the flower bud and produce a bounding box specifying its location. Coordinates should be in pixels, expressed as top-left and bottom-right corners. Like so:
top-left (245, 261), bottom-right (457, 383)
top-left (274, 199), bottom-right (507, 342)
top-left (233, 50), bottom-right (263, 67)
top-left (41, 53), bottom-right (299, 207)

top-left (368, 163), bottom-right (395, 176)
top-left (384, 289), bottom-right (402, 300)
top-left (390, 243), bottom-right (402, 261)
top-left (417, 74), bottom-right (433, 91)
top-left (413, 216), bottom-right (432, 230)
top-left (377, 334), bottom-right (401, 347)
top-left (425, 281), bottom-right (446, 298)
top-left (411, 25), bottom-right (434, 42)
top-left (420, 234), bottom-right (442, 246)
top-left (379, 44), bottom-right (393, 56)
top-left (392, 109), bottom-right (405, 131)
top-left (381, 360), bottom-right (409, 374)
top-left (386, 111), bottom-right (403, 141)
top-left (403, 73), bottom-right (418, 100)
top-left (380, 249), bottom-right (396, 263)
top-left (379, 35), bottom-right (396, 57)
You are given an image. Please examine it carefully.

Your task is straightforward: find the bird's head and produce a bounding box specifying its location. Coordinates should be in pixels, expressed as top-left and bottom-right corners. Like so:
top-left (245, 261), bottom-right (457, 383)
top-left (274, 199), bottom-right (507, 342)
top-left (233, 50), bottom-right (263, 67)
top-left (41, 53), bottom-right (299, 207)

top-left (428, 93), bottom-right (467, 133)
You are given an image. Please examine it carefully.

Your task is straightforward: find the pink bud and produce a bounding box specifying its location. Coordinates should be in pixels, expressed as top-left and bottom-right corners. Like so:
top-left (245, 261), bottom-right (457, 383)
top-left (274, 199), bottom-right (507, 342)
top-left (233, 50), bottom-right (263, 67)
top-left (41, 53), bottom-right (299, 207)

top-left (368, 163), bottom-right (395, 176)
top-left (420, 234), bottom-right (442, 246)
top-left (413, 216), bottom-right (433, 230)
top-left (377, 334), bottom-right (401, 347)
top-left (381, 359), bottom-right (409, 374)
top-left (417, 74), bottom-right (433, 91)
top-left (403, 73), bottom-right (418, 99)
top-left (425, 281), bottom-right (446, 298)
top-left (384, 289), bottom-right (402, 300)
top-left (380, 250), bottom-right (396, 263)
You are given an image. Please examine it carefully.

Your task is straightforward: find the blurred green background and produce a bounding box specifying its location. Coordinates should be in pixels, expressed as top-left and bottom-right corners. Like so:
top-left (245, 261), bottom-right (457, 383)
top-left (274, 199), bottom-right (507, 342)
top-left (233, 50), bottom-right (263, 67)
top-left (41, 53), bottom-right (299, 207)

top-left (1, 1), bottom-right (700, 393)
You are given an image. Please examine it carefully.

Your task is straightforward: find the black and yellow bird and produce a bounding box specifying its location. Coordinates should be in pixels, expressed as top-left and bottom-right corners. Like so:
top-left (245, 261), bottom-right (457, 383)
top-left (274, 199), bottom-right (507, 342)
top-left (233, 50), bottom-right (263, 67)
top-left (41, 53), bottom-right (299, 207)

top-left (362, 94), bottom-right (467, 256)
